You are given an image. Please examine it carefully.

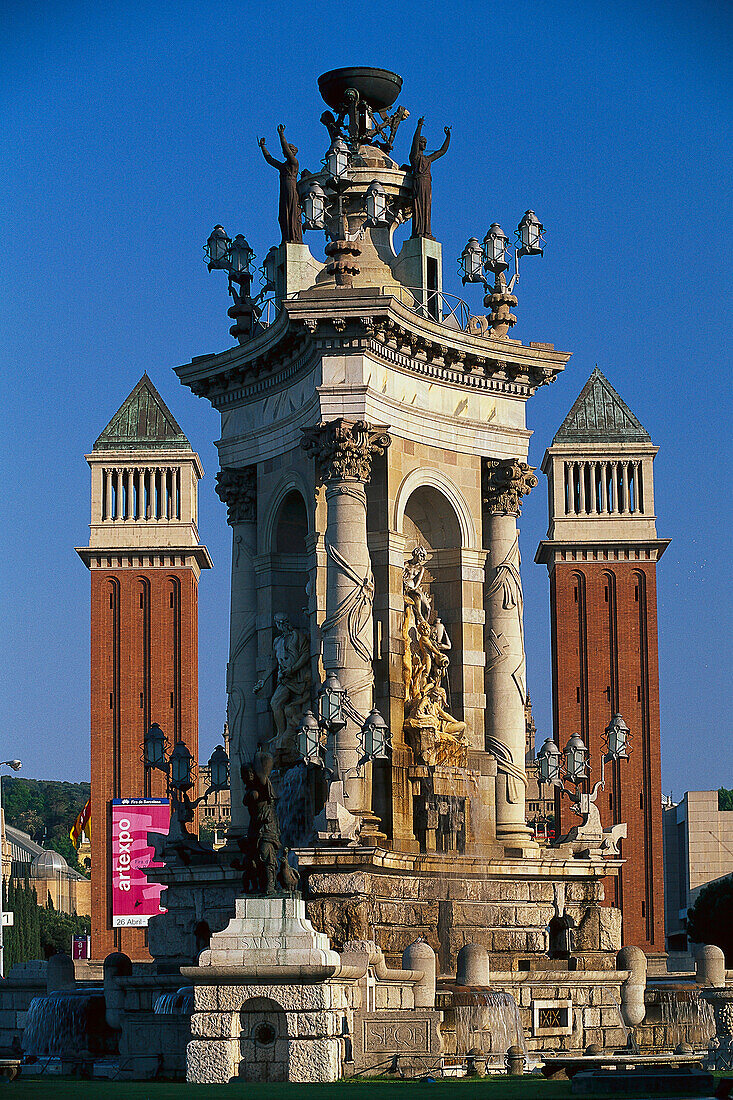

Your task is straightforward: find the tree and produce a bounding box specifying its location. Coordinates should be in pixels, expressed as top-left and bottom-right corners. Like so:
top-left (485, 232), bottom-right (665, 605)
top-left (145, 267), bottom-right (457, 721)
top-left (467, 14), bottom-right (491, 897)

top-left (39, 909), bottom-right (90, 959)
top-left (718, 787), bottom-right (733, 811)
top-left (1, 777), bottom-right (90, 875)
top-left (3, 876), bottom-right (41, 969)
top-left (687, 874), bottom-right (733, 965)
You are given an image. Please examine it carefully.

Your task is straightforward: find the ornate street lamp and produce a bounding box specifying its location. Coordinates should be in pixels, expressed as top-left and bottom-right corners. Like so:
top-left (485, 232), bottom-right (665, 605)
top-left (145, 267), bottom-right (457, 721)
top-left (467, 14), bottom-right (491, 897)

top-left (261, 246), bottom-right (278, 293)
top-left (169, 741), bottom-right (193, 790)
top-left (326, 138), bottom-right (350, 181)
top-left (604, 713), bottom-right (630, 760)
top-left (365, 180), bottom-right (388, 227)
top-left (361, 708), bottom-right (390, 760)
top-left (564, 733), bottom-right (589, 784)
top-left (537, 737), bottom-right (562, 785)
top-left (517, 210), bottom-right (544, 257)
top-left (318, 672), bottom-right (347, 733)
top-left (144, 722), bottom-right (167, 770)
top-left (228, 235), bottom-right (255, 281)
top-left (204, 225), bottom-right (231, 271)
top-left (460, 237), bottom-right (484, 284)
top-left (483, 223), bottom-right (510, 275)
top-left (143, 723), bottom-right (229, 842)
top-left (207, 744), bottom-right (230, 791)
top-left (303, 182), bottom-right (328, 230)
top-left (298, 710), bottom-right (323, 765)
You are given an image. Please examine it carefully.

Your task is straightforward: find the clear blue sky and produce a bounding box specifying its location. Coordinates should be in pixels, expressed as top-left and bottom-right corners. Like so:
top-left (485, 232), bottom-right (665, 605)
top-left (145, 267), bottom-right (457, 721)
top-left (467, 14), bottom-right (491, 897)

top-left (1, 0), bottom-right (730, 798)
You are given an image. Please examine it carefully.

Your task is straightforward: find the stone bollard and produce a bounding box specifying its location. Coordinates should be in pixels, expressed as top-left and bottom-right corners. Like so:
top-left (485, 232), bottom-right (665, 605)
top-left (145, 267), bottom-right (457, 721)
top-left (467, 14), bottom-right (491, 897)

top-left (466, 1047), bottom-right (487, 1077)
top-left (506, 1044), bottom-right (525, 1076)
top-left (695, 944), bottom-right (726, 988)
top-left (617, 945), bottom-right (647, 1027)
top-left (402, 938), bottom-right (437, 1008)
top-left (103, 951), bottom-right (132, 1030)
top-left (46, 952), bottom-right (75, 992)
top-left (456, 943), bottom-right (490, 987)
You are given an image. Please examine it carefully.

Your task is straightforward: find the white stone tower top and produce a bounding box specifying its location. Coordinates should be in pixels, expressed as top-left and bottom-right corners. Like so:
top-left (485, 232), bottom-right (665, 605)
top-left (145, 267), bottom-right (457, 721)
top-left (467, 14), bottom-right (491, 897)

top-left (77, 373), bottom-right (212, 573)
top-left (537, 367), bottom-right (668, 558)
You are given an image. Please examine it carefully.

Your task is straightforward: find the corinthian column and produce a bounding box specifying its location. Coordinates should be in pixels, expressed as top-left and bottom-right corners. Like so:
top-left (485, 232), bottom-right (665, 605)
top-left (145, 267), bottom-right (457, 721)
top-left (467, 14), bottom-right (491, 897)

top-left (215, 466), bottom-right (257, 841)
top-left (483, 458), bottom-right (537, 845)
top-left (301, 420), bottom-right (391, 825)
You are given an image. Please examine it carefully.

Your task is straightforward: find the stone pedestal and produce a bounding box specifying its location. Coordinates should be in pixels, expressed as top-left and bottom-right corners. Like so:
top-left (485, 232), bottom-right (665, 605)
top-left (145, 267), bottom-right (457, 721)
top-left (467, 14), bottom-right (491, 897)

top-left (197, 895), bottom-right (340, 971)
top-left (185, 895), bottom-right (346, 1083)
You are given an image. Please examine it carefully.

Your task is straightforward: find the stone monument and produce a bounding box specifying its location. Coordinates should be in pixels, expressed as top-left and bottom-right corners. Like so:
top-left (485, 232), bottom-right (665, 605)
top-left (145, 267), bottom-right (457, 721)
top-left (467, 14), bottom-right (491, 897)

top-left (170, 64), bottom-right (640, 1080)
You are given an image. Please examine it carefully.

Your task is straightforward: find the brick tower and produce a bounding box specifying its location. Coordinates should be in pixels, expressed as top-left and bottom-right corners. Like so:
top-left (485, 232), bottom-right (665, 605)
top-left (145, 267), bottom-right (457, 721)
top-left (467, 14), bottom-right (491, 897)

top-left (77, 375), bottom-right (211, 959)
top-left (536, 368), bottom-right (669, 952)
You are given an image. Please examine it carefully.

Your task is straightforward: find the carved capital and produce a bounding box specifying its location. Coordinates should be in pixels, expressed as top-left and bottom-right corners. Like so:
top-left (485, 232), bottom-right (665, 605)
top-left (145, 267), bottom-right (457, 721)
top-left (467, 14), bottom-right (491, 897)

top-left (301, 419), bottom-right (391, 483)
top-left (215, 465), bottom-right (256, 525)
top-left (482, 458), bottom-right (537, 516)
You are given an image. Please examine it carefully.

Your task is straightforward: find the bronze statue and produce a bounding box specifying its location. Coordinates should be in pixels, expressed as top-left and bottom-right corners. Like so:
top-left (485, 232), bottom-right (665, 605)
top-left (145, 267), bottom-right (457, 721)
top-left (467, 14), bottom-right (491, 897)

top-left (320, 109), bottom-right (347, 144)
top-left (372, 105), bottom-right (410, 153)
top-left (240, 748), bottom-right (281, 895)
top-left (409, 117), bottom-right (451, 240)
top-left (258, 125), bottom-right (303, 245)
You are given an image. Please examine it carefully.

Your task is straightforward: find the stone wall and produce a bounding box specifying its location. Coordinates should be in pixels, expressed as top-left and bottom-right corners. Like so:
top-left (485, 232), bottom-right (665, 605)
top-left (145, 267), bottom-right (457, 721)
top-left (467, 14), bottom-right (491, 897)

top-left (299, 850), bottom-right (620, 976)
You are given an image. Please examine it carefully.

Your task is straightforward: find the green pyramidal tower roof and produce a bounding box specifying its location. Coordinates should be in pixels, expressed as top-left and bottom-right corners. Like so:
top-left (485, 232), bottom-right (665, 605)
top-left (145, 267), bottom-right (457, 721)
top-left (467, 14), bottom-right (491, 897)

top-left (553, 367), bottom-right (651, 445)
top-left (93, 374), bottom-right (190, 451)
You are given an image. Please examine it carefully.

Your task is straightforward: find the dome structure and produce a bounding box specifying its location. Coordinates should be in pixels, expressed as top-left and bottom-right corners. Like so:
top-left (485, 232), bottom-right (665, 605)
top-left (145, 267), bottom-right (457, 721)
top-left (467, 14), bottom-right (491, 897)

top-left (30, 849), bottom-right (69, 877)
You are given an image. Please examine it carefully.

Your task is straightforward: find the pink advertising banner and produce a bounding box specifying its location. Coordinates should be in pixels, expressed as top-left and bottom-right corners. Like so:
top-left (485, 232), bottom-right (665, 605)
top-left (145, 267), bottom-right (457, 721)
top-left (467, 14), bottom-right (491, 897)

top-left (111, 798), bottom-right (169, 928)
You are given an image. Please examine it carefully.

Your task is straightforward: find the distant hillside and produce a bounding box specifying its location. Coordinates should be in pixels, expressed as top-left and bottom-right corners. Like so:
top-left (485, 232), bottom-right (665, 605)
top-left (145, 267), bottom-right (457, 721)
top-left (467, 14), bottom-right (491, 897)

top-left (2, 777), bottom-right (90, 875)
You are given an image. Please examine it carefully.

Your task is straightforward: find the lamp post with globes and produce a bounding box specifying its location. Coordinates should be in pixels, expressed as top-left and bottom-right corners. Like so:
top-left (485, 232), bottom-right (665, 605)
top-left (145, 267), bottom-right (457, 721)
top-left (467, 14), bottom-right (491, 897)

top-left (0, 759), bottom-right (22, 978)
top-left (537, 714), bottom-right (630, 840)
top-left (204, 226), bottom-right (262, 341)
top-left (297, 673), bottom-right (391, 787)
top-left (459, 211), bottom-right (545, 338)
top-left (143, 725), bottom-right (229, 841)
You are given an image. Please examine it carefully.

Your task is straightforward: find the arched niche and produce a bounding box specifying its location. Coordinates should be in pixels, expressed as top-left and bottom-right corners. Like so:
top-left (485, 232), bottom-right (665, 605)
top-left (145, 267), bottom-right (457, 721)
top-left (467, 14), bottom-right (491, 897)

top-left (269, 488), bottom-right (310, 632)
top-left (394, 468), bottom-right (477, 550)
top-left (401, 482), bottom-right (466, 714)
top-left (237, 995), bottom-right (288, 1081)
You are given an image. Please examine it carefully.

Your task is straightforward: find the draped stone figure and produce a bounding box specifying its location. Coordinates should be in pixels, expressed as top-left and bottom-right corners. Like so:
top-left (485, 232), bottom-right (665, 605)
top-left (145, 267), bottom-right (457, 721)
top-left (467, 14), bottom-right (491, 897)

top-left (254, 613), bottom-right (311, 768)
top-left (258, 125), bottom-right (303, 245)
top-left (409, 117), bottom-right (451, 240)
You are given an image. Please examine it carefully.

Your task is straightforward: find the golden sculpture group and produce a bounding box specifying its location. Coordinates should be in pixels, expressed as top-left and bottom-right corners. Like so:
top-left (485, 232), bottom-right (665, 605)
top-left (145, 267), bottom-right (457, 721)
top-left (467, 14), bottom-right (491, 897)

top-left (402, 547), bottom-right (468, 768)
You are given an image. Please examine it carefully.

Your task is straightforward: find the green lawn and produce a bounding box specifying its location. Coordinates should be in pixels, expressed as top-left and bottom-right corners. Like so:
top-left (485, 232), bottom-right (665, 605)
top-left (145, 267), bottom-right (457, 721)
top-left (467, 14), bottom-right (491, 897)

top-left (7, 1078), bottom-right (575, 1100)
top-left (8, 1074), bottom-right (727, 1099)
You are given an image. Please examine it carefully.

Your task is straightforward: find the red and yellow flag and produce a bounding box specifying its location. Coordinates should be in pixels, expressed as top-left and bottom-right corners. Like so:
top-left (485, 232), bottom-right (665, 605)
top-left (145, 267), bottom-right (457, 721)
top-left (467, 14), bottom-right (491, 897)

top-left (69, 799), bottom-right (91, 848)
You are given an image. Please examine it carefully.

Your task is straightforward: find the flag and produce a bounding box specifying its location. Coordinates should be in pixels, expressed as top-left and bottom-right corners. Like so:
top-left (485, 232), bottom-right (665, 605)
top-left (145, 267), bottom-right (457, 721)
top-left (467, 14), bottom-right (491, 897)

top-left (69, 799), bottom-right (91, 848)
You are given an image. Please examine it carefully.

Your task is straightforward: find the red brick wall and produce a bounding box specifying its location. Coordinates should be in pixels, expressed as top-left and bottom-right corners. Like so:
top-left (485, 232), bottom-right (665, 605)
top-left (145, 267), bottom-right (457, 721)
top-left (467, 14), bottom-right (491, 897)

top-left (551, 561), bottom-right (665, 952)
top-left (89, 567), bottom-right (199, 960)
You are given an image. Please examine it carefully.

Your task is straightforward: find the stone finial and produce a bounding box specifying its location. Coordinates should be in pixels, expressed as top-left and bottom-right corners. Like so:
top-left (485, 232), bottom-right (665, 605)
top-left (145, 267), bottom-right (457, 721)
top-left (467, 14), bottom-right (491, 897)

top-left (402, 938), bottom-right (437, 1008)
top-left (482, 458), bottom-right (538, 516)
top-left (695, 943), bottom-right (726, 988)
top-left (301, 419), bottom-right (391, 483)
top-left (456, 943), bottom-right (490, 988)
top-left (485, 278), bottom-right (518, 339)
top-left (215, 466), bottom-right (256, 525)
top-left (617, 944), bottom-right (647, 1027)
top-left (46, 952), bottom-right (75, 993)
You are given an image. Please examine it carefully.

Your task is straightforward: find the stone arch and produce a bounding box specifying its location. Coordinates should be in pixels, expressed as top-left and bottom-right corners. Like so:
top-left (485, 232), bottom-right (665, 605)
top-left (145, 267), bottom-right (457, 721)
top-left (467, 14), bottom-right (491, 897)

top-left (262, 472), bottom-right (312, 554)
top-left (237, 996), bottom-right (288, 1082)
top-left (397, 475), bottom-right (473, 729)
top-left (393, 468), bottom-right (476, 550)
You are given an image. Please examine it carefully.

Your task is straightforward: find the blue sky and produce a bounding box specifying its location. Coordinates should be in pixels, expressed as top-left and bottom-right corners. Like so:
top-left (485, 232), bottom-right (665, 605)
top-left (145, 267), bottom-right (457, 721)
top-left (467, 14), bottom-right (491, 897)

top-left (1, 0), bottom-right (731, 797)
